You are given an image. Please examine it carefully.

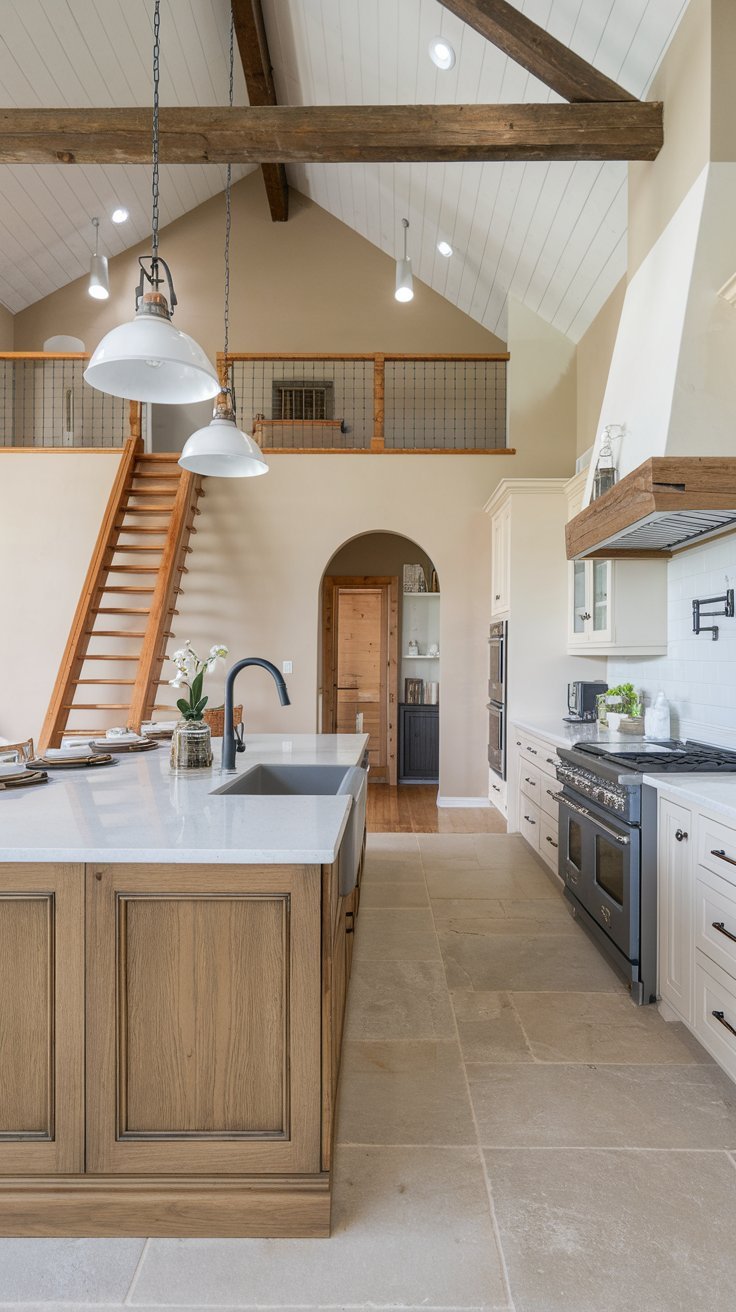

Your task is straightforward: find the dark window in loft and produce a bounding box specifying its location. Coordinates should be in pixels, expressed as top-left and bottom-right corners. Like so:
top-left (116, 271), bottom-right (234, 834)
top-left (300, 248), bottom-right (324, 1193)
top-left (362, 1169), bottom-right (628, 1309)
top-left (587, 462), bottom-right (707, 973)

top-left (272, 380), bottom-right (334, 421)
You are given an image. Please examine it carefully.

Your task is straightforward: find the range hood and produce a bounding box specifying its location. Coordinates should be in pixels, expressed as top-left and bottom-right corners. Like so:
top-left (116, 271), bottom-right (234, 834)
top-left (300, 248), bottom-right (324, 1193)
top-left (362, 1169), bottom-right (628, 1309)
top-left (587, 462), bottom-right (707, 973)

top-left (566, 457), bottom-right (736, 559)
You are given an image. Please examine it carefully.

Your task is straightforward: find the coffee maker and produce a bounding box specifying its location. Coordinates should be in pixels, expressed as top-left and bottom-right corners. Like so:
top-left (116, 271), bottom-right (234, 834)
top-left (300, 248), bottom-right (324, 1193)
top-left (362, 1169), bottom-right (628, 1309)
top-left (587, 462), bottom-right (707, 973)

top-left (565, 680), bottom-right (607, 723)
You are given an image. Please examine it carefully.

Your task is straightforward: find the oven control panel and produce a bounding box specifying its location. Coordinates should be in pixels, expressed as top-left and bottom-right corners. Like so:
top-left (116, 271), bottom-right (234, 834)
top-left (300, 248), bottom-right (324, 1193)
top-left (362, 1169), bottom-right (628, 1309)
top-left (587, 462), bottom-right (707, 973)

top-left (556, 763), bottom-right (632, 817)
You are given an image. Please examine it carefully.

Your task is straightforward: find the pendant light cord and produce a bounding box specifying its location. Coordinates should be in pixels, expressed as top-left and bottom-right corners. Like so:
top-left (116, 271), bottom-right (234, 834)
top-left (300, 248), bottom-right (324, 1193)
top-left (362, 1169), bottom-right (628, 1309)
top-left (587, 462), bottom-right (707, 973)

top-left (222, 9), bottom-right (234, 393)
top-left (151, 0), bottom-right (161, 261)
top-left (402, 217), bottom-right (409, 261)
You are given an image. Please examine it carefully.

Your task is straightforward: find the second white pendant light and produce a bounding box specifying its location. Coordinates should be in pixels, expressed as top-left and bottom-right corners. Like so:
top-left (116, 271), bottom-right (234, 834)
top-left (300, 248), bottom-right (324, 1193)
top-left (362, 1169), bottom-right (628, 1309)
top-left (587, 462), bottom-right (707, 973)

top-left (395, 218), bottom-right (414, 303)
top-left (179, 9), bottom-right (268, 479)
top-left (88, 217), bottom-right (109, 301)
top-left (84, 0), bottom-right (219, 406)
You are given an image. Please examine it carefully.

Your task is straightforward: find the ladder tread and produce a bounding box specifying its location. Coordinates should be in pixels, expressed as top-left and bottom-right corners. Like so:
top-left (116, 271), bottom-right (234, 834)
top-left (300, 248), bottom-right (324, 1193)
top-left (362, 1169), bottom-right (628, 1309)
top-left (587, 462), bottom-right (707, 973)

top-left (73, 679), bottom-right (136, 685)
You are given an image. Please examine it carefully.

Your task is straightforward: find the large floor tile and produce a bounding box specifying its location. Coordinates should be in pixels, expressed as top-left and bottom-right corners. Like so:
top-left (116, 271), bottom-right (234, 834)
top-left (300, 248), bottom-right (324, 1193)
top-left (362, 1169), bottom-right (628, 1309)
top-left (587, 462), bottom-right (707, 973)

top-left (513, 991), bottom-right (712, 1063)
top-left (433, 899), bottom-right (576, 935)
top-left (427, 868), bottom-right (556, 900)
top-left (352, 908), bottom-right (440, 961)
top-left (337, 1040), bottom-right (476, 1144)
top-left (439, 929), bottom-right (624, 993)
top-left (345, 960), bottom-right (456, 1039)
top-left (452, 991), bottom-right (534, 1063)
top-left (0, 1239), bottom-right (145, 1303)
top-left (358, 880), bottom-right (429, 908)
top-left (468, 1062), bottom-right (736, 1148)
top-left (367, 833), bottom-right (421, 853)
top-left (362, 855), bottom-right (426, 884)
top-left (485, 1148), bottom-right (736, 1312)
top-left (418, 834), bottom-right (479, 858)
top-left (131, 1147), bottom-right (509, 1309)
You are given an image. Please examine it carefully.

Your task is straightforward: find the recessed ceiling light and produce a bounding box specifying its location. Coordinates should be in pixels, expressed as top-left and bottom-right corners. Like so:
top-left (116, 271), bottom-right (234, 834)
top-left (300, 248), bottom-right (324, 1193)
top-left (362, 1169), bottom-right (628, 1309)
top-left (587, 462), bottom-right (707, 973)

top-left (437, 240), bottom-right (453, 257)
top-left (111, 207), bottom-right (129, 224)
top-left (429, 36), bottom-right (455, 71)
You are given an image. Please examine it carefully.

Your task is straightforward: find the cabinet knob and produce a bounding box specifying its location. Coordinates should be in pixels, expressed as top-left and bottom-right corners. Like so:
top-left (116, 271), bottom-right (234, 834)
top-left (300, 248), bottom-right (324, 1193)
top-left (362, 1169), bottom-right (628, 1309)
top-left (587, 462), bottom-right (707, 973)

top-left (494, 593), bottom-right (501, 601)
top-left (675, 829), bottom-right (688, 842)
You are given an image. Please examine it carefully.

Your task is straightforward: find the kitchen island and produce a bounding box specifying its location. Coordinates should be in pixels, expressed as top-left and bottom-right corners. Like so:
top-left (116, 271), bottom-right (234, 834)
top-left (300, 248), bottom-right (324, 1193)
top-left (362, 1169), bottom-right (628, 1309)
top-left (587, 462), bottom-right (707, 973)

top-left (0, 733), bottom-right (368, 1238)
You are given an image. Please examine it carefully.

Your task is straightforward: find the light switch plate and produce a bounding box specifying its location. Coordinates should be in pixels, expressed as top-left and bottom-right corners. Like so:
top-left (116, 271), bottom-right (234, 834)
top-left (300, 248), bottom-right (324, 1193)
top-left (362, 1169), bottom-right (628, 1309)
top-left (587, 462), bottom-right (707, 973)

top-left (283, 660), bottom-right (293, 674)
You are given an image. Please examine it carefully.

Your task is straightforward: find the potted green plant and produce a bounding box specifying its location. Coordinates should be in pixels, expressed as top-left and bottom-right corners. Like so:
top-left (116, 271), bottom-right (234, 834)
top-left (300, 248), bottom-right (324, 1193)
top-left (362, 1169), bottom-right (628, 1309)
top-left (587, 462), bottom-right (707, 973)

top-left (168, 641), bottom-right (228, 771)
top-left (605, 682), bottom-right (643, 734)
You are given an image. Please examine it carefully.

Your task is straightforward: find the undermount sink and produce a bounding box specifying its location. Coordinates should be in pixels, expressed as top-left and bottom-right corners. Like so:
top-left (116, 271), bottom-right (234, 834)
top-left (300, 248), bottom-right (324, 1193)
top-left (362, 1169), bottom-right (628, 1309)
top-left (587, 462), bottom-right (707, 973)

top-left (212, 763), bottom-right (353, 797)
top-left (212, 761), bottom-right (368, 899)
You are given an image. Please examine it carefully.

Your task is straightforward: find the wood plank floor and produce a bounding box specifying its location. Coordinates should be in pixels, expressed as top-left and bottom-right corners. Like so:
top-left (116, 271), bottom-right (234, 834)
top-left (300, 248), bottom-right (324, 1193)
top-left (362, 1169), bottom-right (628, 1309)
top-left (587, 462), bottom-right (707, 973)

top-left (367, 784), bottom-right (507, 834)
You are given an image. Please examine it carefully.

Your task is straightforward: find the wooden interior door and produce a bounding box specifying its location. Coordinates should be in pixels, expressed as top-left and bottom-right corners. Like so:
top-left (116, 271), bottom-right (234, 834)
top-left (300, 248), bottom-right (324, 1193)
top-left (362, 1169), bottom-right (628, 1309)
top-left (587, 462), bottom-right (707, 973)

top-left (322, 577), bottom-right (398, 784)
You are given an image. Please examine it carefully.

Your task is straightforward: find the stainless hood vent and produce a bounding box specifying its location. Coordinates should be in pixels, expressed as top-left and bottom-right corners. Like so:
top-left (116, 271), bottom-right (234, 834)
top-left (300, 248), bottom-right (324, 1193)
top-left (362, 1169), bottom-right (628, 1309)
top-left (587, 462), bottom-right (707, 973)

top-left (566, 459), bottom-right (736, 560)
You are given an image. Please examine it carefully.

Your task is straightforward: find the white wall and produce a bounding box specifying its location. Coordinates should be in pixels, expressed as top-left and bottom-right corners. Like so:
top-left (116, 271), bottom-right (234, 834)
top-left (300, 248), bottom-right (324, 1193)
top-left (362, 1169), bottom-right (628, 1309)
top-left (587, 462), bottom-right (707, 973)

top-left (608, 533), bottom-right (736, 747)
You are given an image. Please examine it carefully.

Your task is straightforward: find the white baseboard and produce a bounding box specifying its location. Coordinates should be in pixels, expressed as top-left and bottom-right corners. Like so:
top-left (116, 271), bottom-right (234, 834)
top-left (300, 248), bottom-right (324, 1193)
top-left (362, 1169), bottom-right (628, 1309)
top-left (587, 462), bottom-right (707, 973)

top-left (437, 795), bottom-right (491, 809)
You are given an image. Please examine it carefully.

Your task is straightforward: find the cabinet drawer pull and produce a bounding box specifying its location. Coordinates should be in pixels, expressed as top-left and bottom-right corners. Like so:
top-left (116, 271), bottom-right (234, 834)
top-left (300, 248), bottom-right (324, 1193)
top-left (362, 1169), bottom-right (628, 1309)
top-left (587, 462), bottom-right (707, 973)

top-left (712, 920), bottom-right (736, 945)
top-left (675, 829), bottom-right (688, 842)
top-left (711, 848), bottom-right (736, 869)
top-left (526, 747), bottom-right (538, 755)
top-left (492, 784), bottom-right (500, 793)
top-left (545, 835), bottom-right (558, 849)
top-left (712, 1010), bottom-right (736, 1039)
top-left (546, 757), bottom-right (556, 766)
top-left (524, 776), bottom-right (536, 786)
top-left (523, 814), bottom-right (536, 825)
top-left (346, 910), bottom-right (355, 935)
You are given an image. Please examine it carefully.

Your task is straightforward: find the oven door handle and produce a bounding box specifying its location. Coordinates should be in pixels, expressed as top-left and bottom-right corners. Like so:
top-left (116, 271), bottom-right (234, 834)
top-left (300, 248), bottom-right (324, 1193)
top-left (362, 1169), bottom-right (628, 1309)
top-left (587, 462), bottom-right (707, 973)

top-left (551, 791), bottom-right (630, 846)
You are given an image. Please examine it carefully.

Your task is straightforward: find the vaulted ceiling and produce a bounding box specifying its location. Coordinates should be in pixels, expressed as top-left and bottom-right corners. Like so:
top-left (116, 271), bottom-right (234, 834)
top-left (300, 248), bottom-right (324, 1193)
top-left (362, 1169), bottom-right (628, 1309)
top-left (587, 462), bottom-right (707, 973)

top-left (0, 0), bottom-right (688, 341)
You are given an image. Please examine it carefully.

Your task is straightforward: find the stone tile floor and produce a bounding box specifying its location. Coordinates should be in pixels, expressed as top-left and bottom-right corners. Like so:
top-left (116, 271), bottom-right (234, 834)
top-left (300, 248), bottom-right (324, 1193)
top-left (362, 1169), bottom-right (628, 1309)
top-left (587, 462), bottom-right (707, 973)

top-left (3, 832), bottom-right (736, 1311)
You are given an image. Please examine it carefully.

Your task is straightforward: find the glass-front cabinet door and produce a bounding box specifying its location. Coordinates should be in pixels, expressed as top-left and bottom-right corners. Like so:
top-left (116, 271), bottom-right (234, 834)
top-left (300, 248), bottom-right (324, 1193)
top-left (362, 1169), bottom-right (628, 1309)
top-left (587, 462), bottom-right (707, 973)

top-left (591, 559), bottom-right (611, 640)
top-left (570, 560), bottom-right (588, 642)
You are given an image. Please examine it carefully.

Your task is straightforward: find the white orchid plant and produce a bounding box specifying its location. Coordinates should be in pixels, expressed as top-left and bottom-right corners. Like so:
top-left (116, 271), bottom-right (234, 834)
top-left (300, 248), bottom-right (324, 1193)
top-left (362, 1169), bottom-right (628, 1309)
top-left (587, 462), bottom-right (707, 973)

top-left (169, 641), bottom-right (229, 722)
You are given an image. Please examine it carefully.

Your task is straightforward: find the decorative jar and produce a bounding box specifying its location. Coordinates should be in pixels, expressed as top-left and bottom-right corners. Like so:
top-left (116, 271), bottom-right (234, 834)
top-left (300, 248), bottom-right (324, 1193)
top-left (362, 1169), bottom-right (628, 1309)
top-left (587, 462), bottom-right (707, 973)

top-left (170, 719), bottom-right (213, 772)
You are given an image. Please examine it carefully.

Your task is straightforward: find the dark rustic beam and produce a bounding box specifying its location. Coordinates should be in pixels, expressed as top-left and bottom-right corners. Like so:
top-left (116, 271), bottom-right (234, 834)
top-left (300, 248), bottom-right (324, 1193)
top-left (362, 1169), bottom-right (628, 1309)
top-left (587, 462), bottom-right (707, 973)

top-left (0, 102), bottom-right (663, 164)
top-left (440, 0), bottom-right (637, 103)
top-left (231, 0), bottom-right (288, 221)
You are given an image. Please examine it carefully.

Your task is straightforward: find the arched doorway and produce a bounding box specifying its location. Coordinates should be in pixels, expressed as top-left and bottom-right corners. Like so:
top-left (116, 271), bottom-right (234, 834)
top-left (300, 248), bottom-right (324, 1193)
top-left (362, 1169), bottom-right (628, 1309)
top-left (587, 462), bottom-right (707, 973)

top-left (320, 532), bottom-right (440, 787)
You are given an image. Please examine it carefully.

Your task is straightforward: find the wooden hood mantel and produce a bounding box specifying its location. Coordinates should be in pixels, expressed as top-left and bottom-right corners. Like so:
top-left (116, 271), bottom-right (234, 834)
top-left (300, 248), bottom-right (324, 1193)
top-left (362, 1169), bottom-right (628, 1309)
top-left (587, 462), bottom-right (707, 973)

top-left (565, 458), bottom-right (736, 560)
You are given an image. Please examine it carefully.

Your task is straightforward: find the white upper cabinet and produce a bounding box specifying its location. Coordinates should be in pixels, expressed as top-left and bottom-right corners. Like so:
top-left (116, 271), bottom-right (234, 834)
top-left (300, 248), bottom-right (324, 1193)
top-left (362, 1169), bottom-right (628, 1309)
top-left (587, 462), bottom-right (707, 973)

top-left (490, 500), bottom-right (511, 617)
top-left (565, 473), bottom-right (667, 656)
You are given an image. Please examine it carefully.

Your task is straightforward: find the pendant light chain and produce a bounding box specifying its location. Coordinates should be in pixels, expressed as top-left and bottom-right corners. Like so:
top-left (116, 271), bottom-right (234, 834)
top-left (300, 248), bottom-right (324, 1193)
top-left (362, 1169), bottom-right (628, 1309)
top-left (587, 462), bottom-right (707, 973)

top-left (151, 0), bottom-right (161, 260)
top-left (222, 9), bottom-right (234, 370)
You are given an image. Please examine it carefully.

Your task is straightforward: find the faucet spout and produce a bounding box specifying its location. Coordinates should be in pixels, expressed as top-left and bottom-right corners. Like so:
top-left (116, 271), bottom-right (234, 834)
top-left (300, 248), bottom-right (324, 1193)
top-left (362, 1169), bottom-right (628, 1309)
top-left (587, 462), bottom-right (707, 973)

top-left (222, 657), bottom-right (291, 771)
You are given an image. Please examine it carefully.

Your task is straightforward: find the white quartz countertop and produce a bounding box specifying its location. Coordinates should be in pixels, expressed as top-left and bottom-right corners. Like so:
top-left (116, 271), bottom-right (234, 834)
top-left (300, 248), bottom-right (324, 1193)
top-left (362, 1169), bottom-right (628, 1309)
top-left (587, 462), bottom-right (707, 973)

top-left (642, 774), bottom-right (736, 824)
top-left (0, 733), bottom-right (369, 865)
top-left (511, 716), bottom-right (639, 751)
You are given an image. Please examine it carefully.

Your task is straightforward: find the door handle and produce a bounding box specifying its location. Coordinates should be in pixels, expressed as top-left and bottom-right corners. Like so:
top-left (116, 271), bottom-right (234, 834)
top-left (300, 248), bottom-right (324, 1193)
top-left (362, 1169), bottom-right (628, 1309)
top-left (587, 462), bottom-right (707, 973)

top-left (553, 792), bottom-right (630, 846)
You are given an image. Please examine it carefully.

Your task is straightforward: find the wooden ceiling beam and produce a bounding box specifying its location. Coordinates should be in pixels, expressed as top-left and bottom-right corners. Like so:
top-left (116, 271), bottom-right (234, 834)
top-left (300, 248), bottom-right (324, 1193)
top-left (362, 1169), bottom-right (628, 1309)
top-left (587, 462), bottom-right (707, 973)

top-left (0, 102), bottom-right (663, 164)
top-left (439, 0), bottom-right (637, 103)
top-left (231, 0), bottom-right (288, 222)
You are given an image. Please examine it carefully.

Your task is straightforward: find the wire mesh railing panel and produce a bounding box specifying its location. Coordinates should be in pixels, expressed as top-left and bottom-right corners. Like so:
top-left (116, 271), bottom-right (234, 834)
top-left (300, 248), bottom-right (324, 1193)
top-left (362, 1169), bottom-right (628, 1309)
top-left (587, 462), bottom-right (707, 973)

top-left (228, 357), bottom-right (374, 450)
top-left (0, 358), bottom-right (134, 447)
top-left (384, 359), bottom-right (507, 450)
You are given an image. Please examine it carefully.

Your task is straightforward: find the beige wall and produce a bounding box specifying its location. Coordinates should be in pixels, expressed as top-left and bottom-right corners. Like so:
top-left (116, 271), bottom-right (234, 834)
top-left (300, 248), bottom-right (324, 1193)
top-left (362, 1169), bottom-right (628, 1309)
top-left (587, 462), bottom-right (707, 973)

top-left (507, 298), bottom-right (576, 454)
top-left (0, 303), bottom-right (13, 350)
top-left (0, 452), bottom-right (120, 745)
top-left (575, 278), bottom-right (625, 457)
top-left (14, 173), bottom-right (504, 357)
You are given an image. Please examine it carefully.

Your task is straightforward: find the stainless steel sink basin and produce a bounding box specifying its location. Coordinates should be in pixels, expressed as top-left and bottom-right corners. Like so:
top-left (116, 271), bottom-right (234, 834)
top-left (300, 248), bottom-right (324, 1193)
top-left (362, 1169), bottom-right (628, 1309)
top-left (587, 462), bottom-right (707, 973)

top-left (212, 764), bottom-right (352, 796)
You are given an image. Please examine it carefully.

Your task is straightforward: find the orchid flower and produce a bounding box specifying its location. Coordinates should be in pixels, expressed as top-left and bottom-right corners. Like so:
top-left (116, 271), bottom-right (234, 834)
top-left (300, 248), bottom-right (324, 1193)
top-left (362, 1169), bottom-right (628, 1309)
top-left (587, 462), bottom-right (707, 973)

top-left (167, 641), bottom-right (229, 721)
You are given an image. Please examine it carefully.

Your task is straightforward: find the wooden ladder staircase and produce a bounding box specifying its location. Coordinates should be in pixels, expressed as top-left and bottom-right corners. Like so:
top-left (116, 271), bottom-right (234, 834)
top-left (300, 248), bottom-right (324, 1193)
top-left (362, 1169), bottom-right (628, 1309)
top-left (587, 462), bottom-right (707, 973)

top-left (39, 436), bottom-right (204, 751)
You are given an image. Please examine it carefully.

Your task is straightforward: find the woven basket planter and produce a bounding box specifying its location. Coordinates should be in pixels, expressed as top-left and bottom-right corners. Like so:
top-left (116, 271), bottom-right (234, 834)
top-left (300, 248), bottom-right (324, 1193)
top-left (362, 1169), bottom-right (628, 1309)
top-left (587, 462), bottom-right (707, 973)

top-left (203, 703), bottom-right (243, 738)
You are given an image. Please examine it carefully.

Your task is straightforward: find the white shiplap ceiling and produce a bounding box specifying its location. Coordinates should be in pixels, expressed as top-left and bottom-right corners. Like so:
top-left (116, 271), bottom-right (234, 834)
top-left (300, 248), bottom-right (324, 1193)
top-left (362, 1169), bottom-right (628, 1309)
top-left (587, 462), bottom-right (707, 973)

top-left (0, 0), bottom-right (689, 341)
top-left (0, 0), bottom-right (253, 314)
top-left (262, 0), bottom-right (689, 342)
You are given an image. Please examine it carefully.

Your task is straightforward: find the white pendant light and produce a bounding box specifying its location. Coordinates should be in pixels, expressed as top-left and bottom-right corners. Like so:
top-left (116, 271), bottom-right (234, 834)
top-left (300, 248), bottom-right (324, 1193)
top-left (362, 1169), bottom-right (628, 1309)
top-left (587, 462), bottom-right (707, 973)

top-left (84, 0), bottom-right (218, 406)
top-left (395, 218), bottom-right (414, 303)
top-left (88, 218), bottom-right (109, 300)
top-left (179, 10), bottom-right (268, 480)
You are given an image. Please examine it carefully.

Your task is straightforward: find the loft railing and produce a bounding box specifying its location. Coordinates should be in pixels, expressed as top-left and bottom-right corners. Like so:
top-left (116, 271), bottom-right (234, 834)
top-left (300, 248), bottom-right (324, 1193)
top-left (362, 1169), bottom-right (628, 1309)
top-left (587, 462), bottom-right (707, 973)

top-left (0, 353), bottom-right (143, 448)
top-left (219, 353), bottom-right (512, 453)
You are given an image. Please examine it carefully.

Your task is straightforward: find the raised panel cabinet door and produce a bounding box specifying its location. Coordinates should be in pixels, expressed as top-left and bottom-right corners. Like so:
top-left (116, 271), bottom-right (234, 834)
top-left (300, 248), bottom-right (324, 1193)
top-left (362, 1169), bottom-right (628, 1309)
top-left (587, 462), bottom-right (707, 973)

top-left (0, 863), bottom-right (84, 1174)
top-left (658, 799), bottom-right (694, 1024)
top-left (86, 863), bottom-right (322, 1175)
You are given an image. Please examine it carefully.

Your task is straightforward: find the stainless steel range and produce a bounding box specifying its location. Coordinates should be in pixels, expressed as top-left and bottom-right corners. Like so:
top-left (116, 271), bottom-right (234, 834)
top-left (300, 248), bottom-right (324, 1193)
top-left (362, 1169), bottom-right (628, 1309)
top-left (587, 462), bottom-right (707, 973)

top-left (554, 739), bottom-right (736, 1004)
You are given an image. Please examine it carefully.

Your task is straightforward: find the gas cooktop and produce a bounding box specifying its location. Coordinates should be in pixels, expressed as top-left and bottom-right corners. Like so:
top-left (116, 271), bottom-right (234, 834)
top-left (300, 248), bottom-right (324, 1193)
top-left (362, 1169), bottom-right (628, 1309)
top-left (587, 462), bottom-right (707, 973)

top-left (572, 739), bottom-right (736, 774)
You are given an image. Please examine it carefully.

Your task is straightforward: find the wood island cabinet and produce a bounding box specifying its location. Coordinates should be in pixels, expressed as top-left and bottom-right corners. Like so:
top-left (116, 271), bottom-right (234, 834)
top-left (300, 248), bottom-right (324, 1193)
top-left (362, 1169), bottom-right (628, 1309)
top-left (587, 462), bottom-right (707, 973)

top-left (0, 846), bottom-right (364, 1238)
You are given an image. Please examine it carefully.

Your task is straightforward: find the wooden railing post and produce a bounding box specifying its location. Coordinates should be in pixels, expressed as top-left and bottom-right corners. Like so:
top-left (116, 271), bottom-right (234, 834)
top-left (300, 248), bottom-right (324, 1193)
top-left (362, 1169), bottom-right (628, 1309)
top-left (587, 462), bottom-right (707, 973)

top-left (129, 400), bottom-right (142, 441)
top-left (371, 354), bottom-right (385, 453)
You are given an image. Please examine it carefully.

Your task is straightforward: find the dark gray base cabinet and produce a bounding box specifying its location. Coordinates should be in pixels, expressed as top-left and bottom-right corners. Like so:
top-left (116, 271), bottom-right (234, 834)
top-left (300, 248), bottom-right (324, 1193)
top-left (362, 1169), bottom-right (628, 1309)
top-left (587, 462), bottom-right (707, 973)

top-left (399, 703), bottom-right (439, 782)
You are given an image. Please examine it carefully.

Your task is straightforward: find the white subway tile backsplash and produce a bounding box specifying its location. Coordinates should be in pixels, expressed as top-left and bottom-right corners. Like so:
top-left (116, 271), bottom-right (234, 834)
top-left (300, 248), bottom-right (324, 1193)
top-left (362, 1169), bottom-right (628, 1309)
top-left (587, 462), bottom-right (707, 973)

top-left (609, 535), bottom-right (736, 748)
